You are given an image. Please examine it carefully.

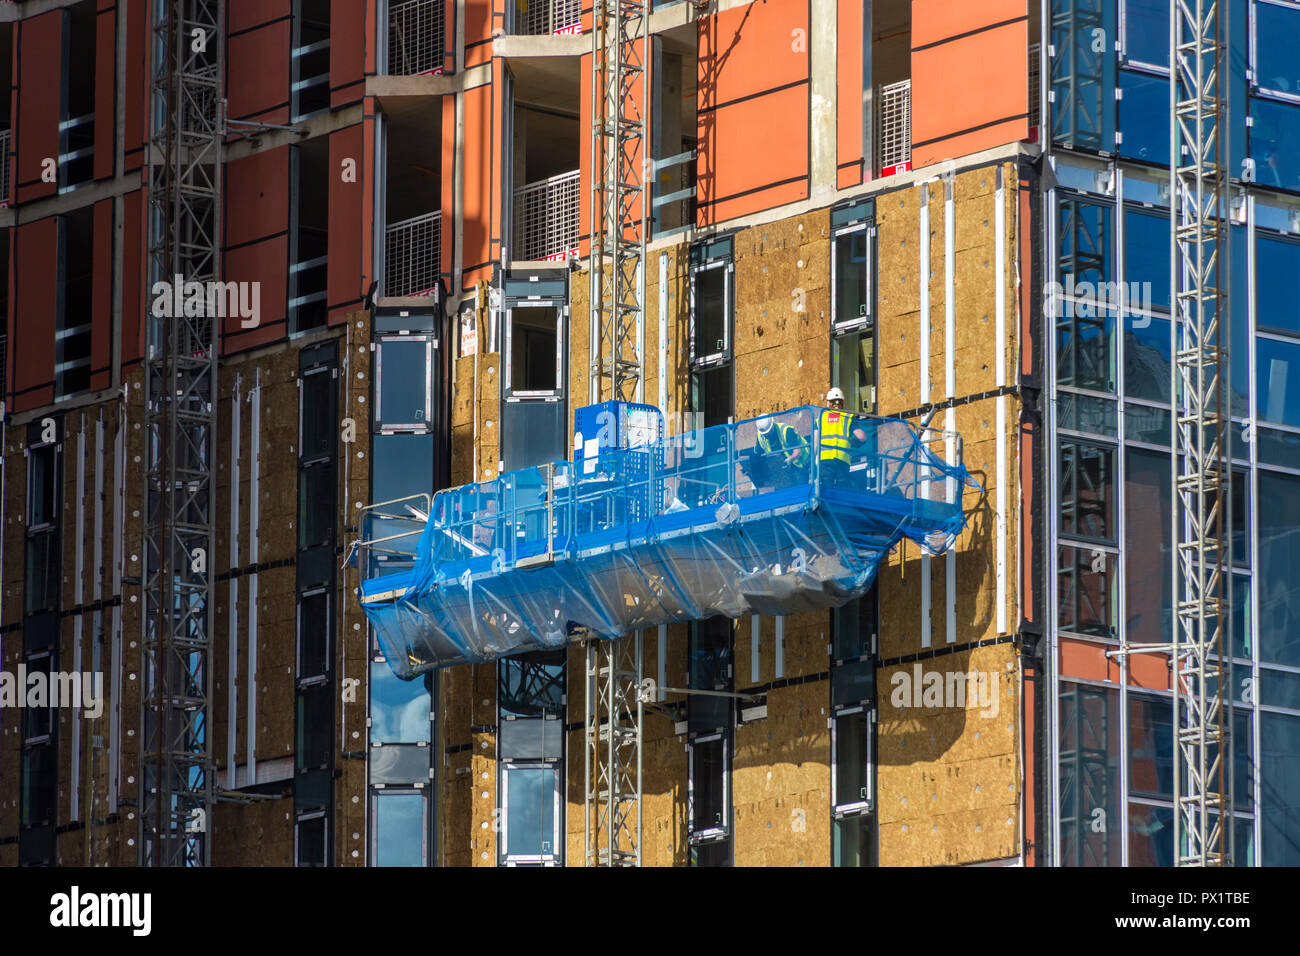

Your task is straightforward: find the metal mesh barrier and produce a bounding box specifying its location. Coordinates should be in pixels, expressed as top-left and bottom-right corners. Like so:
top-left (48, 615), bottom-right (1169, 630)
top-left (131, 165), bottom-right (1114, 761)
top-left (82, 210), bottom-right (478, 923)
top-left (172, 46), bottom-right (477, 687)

top-left (513, 170), bottom-right (580, 261)
top-left (388, 0), bottom-right (446, 75)
top-left (385, 211), bottom-right (441, 297)
top-left (878, 79), bottom-right (912, 174)
top-left (518, 0), bottom-right (581, 35)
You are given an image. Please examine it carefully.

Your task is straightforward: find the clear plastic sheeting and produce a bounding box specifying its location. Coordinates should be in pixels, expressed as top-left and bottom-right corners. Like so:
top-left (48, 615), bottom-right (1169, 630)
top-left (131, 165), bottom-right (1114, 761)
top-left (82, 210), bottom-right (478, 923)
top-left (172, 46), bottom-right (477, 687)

top-left (356, 407), bottom-right (977, 678)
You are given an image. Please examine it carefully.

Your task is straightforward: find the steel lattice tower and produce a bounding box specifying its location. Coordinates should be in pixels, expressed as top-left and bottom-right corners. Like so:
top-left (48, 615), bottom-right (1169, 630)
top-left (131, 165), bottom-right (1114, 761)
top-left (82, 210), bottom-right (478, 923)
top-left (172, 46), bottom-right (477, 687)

top-left (584, 0), bottom-right (648, 867)
top-left (139, 0), bottom-right (223, 867)
top-left (1170, 0), bottom-right (1230, 867)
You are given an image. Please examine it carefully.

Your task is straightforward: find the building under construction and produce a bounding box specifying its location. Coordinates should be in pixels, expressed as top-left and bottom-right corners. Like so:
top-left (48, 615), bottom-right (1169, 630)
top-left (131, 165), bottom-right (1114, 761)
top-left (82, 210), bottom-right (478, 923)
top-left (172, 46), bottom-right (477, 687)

top-left (0, 0), bottom-right (1296, 867)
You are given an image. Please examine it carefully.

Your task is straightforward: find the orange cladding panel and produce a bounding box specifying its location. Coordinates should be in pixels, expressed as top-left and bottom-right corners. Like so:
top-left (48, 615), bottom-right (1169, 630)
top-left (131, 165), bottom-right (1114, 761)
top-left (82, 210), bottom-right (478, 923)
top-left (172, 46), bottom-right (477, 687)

top-left (329, 123), bottom-right (366, 324)
top-left (11, 217), bottom-right (60, 412)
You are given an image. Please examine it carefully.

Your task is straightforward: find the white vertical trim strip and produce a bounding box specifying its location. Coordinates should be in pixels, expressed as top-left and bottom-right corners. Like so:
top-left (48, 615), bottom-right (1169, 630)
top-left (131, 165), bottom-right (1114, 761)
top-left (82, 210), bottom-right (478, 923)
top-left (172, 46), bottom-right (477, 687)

top-left (995, 167), bottom-right (1009, 636)
top-left (72, 418), bottom-right (86, 820)
top-left (228, 373), bottom-right (242, 788)
top-left (750, 615), bottom-right (760, 683)
top-left (248, 371), bottom-right (261, 780)
top-left (920, 184), bottom-right (932, 648)
top-left (109, 396), bottom-right (125, 813)
top-left (657, 623), bottom-right (667, 702)
top-left (775, 616), bottom-right (785, 679)
top-left (659, 253), bottom-right (668, 422)
top-left (944, 177), bottom-right (957, 645)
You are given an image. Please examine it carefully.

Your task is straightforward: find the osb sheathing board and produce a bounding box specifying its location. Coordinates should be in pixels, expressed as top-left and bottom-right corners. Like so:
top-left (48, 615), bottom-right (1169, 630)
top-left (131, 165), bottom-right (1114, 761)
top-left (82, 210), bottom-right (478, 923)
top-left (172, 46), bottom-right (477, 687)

top-left (435, 660), bottom-right (497, 866)
top-left (733, 209), bottom-right (833, 420)
top-left (870, 162), bottom-right (1023, 865)
top-left (469, 663), bottom-right (498, 865)
top-left (876, 642), bottom-right (1020, 865)
top-left (212, 796), bottom-right (294, 866)
top-left (733, 680), bottom-right (832, 867)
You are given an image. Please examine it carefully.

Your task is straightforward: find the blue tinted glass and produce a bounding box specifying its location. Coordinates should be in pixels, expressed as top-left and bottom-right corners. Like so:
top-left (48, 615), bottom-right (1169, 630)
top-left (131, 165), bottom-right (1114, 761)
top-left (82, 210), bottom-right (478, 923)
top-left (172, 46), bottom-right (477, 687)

top-left (502, 399), bottom-right (566, 471)
top-left (1128, 802), bottom-right (1174, 865)
top-left (1051, 0), bottom-right (1117, 152)
top-left (378, 339), bottom-right (429, 427)
top-left (1231, 573), bottom-right (1252, 660)
top-left (1260, 711), bottom-right (1300, 865)
top-left (1123, 208), bottom-right (1171, 310)
top-left (1125, 447), bottom-right (1172, 644)
top-left (1057, 198), bottom-right (1117, 391)
top-left (372, 433), bottom-right (434, 506)
top-left (1259, 471), bottom-right (1300, 668)
top-left (1257, 336), bottom-right (1300, 427)
top-left (374, 792), bottom-right (425, 866)
top-left (1251, 97), bottom-right (1300, 191)
top-left (1119, 70), bottom-right (1171, 166)
top-left (1230, 225), bottom-right (1250, 417)
top-left (1256, 234), bottom-right (1300, 335)
top-left (370, 662), bottom-right (431, 742)
top-left (1059, 682), bottom-right (1121, 866)
top-left (1124, 315), bottom-right (1171, 402)
top-left (1128, 694), bottom-right (1173, 799)
top-left (1125, 0), bottom-right (1168, 65)
top-left (505, 766), bottom-right (557, 856)
top-left (1256, 2), bottom-right (1300, 96)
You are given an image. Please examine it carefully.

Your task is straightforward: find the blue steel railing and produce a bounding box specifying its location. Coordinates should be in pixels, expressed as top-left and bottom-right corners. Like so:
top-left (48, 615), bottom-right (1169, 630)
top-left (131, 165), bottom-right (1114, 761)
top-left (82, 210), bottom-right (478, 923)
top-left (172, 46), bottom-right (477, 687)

top-left (356, 407), bottom-right (969, 587)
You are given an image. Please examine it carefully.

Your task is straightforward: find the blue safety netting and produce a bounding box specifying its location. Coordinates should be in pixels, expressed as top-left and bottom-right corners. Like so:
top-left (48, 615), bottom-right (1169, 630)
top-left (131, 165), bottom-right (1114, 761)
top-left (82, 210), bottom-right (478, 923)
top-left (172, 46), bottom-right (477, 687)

top-left (356, 406), bottom-right (977, 678)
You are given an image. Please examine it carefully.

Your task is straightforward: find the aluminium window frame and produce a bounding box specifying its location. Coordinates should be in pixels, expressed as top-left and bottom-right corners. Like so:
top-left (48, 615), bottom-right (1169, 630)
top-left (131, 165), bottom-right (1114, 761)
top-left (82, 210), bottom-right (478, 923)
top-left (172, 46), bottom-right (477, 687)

top-left (830, 220), bottom-right (875, 335)
top-left (498, 760), bottom-right (564, 866)
top-left (374, 335), bottom-right (436, 431)
top-left (1251, 0), bottom-right (1300, 105)
top-left (290, 0), bottom-right (332, 122)
top-left (686, 731), bottom-right (730, 845)
top-left (688, 256), bottom-right (734, 369)
top-left (369, 787), bottom-right (431, 866)
top-left (296, 586), bottom-right (331, 685)
top-left (502, 299), bottom-right (567, 400)
top-left (294, 808), bottom-right (330, 867)
top-left (831, 704), bottom-right (875, 819)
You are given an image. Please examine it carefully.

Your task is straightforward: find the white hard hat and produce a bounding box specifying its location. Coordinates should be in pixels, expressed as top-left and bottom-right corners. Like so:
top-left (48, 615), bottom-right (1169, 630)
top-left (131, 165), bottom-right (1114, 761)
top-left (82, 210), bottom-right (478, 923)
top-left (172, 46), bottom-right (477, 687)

top-left (826, 387), bottom-right (845, 403)
top-left (756, 417), bottom-right (774, 434)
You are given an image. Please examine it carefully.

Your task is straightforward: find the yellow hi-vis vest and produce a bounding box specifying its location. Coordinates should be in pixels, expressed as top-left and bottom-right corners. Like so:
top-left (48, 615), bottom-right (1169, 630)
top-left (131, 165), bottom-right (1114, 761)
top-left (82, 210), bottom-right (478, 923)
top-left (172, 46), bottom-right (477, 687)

top-left (819, 410), bottom-right (853, 464)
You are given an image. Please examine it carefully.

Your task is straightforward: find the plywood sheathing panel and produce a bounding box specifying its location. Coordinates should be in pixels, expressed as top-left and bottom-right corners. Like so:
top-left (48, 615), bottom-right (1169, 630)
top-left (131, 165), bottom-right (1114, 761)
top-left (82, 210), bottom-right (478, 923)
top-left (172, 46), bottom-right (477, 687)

top-left (732, 679), bottom-right (830, 866)
top-left (876, 642), bottom-right (1019, 865)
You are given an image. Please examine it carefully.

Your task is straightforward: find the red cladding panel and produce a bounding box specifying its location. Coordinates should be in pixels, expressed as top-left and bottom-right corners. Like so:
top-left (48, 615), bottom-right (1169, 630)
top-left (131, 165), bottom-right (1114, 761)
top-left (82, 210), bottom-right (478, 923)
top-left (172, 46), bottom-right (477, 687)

top-left (226, 19), bottom-right (290, 125)
top-left (223, 149), bottom-right (290, 353)
top-left (328, 123), bottom-right (365, 324)
top-left (332, 0), bottom-right (366, 107)
top-left (228, 0), bottom-right (291, 34)
top-left (16, 11), bottom-right (66, 205)
top-left (836, 0), bottom-right (864, 188)
top-left (124, 0), bottom-right (146, 172)
top-left (11, 217), bottom-right (60, 412)
top-left (121, 189), bottom-right (145, 369)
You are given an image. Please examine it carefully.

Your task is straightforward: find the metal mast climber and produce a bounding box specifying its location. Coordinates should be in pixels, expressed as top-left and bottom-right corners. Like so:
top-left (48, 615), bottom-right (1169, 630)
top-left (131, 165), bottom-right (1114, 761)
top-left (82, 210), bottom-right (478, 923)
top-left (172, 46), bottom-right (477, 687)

top-left (584, 0), bottom-right (649, 866)
top-left (1170, 0), bottom-right (1230, 866)
top-left (139, 0), bottom-right (223, 866)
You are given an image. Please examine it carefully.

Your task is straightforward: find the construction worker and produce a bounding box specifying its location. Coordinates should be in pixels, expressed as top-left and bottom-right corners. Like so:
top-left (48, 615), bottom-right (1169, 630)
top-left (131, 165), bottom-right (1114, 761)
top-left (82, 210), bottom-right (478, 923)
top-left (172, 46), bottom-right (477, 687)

top-left (746, 416), bottom-right (811, 491)
top-left (819, 387), bottom-right (869, 486)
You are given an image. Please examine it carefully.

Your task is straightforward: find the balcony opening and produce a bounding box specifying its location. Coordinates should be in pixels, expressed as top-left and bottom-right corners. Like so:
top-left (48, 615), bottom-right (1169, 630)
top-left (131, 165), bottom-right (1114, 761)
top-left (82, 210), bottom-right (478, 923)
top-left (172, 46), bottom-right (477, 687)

top-left (511, 0), bottom-right (581, 36)
top-left (651, 27), bottom-right (697, 237)
top-left (291, 136), bottom-right (329, 332)
top-left (387, 0), bottom-right (447, 75)
top-left (871, 0), bottom-right (911, 177)
top-left (57, 208), bottom-right (93, 399)
top-left (383, 99), bottom-right (442, 297)
top-left (292, 0), bottom-right (332, 120)
top-left (508, 59), bottom-right (580, 263)
top-left (61, 2), bottom-right (97, 192)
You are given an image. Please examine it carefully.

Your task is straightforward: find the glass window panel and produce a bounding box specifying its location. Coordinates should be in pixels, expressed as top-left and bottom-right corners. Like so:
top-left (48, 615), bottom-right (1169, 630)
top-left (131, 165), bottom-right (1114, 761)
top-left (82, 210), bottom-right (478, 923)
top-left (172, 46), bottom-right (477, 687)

top-left (369, 661), bottom-right (432, 742)
top-left (21, 655), bottom-right (53, 742)
top-left (1230, 224), bottom-right (1250, 418)
top-left (29, 445), bottom-right (57, 527)
top-left (295, 815), bottom-right (327, 866)
top-left (1231, 572), bottom-right (1252, 661)
top-left (1058, 682), bottom-right (1121, 866)
top-left (832, 594), bottom-right (873, 661)
top-left (1227, 706), bottom-right (1254, 813)
top-left (1255, 1), bottom-right (1300, 97)
top-left (1125, 447), bottom-right (1173, 644)
top-left (1057, 198), bottom-right (1116, 391)
top-left (1259, 470), bottom-right (1300, 667)
top-left (832, 813), bottom-right (875, 867)
top-left (1230, 470), bottom-right (1250, 569)
top-left (377, 338), bottom-right (430, 426)
top-left (1124, 403), bottom-right (1170, 445)
top-left (690, 838), bottom-right (731, 867)
top-left (1256, 234), bottom-right (1300, 336)
top-left (832, 329), bottom-right (874, 414)
top-left (690, 736), bottom-right (727, 835)
top-left (833, 228), bottom-right (870, 327)
top-left (298, 462), bottom-right (335, 550)
top-left (508, 308), bottom-right (560, 394)
top-left (689, 615), bottom-right (733, 733)
top-left (296, 684), bottom-right (333, 770)
top-left (1250, 96), bottom-right (1300, 192)
top-left (1123, 208), bottom-right (1171, 312)
top-left (370, 743), bottom-right (431, 784)
top-left (300, 369), bottom-right (333, 461)
top-left (1058, 544), bottom-right (1118, 638)
top-left (1261, 667), bottom-right (1300, 711)
top-left (295, 768), bottom-right (330, 813)
top-left (1050, 0), bottom-right (1116, 152)
top-left (692, 266), bottom-right (728, 359)
top-left (499, 717), bottom-right (564, 760)
top-left (504, 765), bottom-right (558, 858)
top-left (1127, 802), bottom-right (1174, 865)
top-left (373, 791), bottom-right (426, 866)
top-left (1059, 392), bottom-right (1119, 437)
top-left (1059, 441), bottom-right (1115, 542)
top-left (371, 433), bottom-right (434, 506)
top-left (1119, 70), bottom-right (1171, 166)
top-left (499, 649), bottom-right (565, 718)
top-left (1258, 425), bottom-right (1300, 469)
top-left (1124, 316), bottom-right (1171, 405)
top-left (691, 363), bottom-right (734, 430)
top-left (1128, 693), bottom-right (1173, 800)
top-left (1260, 711), bottom-right (1300, 865)
top-left (832, 659), bottom-right (875, 708)
top-left (834, 710), bottom-right (871, 809)
top-left (298, 590), bottom-right (329, 680)
top-left (24, 532), bottom-right (59, 615)
top-left (501, 398), bottom-right (566, 472)
top-left (1124, 0), bottom-right (1168, 66)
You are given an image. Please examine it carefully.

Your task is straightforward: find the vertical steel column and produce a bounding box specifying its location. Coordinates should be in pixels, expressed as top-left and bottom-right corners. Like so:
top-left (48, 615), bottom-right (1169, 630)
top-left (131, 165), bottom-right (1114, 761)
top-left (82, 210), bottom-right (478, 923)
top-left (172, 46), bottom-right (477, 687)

top-left (139, 0), bottom-right (223, 867)
top-left (584, 0), bottom-right (649, 865)
top-left (1170, 0), bottom-right (1229, 867)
